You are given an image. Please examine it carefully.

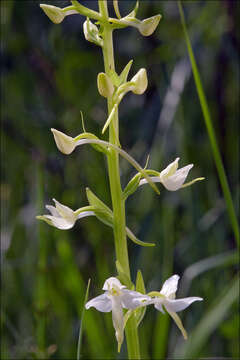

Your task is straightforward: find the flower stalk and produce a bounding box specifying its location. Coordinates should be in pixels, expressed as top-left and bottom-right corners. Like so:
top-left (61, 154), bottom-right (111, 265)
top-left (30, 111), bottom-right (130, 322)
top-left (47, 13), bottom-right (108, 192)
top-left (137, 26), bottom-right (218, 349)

top-left (98, 1), bottom-right (140, 357)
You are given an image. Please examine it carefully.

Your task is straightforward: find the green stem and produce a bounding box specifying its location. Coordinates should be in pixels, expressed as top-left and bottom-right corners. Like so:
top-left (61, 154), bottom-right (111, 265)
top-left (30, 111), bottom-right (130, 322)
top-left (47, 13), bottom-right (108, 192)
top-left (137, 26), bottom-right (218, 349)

top-left (98, 1), bottom-right (140, 358)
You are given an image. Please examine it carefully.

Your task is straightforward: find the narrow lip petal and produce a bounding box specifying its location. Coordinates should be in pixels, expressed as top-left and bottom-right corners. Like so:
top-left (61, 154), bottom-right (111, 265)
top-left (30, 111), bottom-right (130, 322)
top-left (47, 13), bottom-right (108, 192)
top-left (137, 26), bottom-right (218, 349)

top-left (102, 277), bottom-right (125, 291)
top-left (164, 297), bottom-right (203, 313)
top-left (160, 274), bottom-right (180, 298)
top-left (85, 293), bottom-right (112, 312)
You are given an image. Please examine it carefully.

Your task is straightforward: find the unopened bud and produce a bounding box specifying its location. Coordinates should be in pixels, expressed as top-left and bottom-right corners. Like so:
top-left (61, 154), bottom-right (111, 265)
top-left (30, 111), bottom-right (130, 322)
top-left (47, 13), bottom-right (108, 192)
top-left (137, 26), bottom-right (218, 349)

top-left (83, 19), bottom-right (103, 46)
top-left (51, 129), bottom-right (76, 155)
top-left (131, 68), bottom-right (148, 95)
top-left (97, 73), bottom-right (114, 98)
top-left (40, 4), bottom-right (65, 24)
top-left (139, 15), bottom-right (162, 36)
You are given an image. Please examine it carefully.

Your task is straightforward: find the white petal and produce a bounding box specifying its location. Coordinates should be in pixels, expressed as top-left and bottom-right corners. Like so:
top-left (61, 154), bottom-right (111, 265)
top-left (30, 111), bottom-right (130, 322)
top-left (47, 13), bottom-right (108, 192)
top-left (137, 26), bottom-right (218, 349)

top-left (160, 275), bottom-right (180, 298)
top-left (161, 164), bottom-right (193, 191)
top-left (53, 199), bottom-right (76, 222)
top-left (48, 215), bottom-right (75, 230)
top-left (85, 293), bottom-right (112, 312)
top-left (121, 290), bottom-right (151, 309)
top-left (164, 297), bottom-right (203, 313)
top-left (153, 299), bottom-right (165, 314)
top-left (160, 158), bottom-right (180, 180)
top-left (46, 205), bottom-right (59, 217)
top-left (102, 277), bottom-right (125, 291)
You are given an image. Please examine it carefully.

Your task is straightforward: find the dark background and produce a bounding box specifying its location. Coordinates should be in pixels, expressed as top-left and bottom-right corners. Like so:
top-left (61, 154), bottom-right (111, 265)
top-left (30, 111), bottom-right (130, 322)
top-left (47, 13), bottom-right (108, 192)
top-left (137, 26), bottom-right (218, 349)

top-left (1, 1), bottom-right (239, 359)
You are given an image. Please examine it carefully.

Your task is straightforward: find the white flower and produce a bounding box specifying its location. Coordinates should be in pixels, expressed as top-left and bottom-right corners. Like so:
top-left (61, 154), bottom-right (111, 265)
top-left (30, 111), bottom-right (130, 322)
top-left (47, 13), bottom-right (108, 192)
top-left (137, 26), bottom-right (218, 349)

top-left (148, 275), bottom-right (203, 339)
top-left (36, 199), bottom-right (94, 230)
top-left (85, 277), bottom-right (150, 351)
top-left (140, 157), bottom-right (204, 191)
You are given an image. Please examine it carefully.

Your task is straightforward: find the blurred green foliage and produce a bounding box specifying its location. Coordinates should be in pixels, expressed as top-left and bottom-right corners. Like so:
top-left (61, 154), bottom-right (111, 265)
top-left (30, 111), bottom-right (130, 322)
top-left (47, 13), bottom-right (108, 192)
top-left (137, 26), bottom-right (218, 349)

top-left (1, 1), bottom-right (239, 359)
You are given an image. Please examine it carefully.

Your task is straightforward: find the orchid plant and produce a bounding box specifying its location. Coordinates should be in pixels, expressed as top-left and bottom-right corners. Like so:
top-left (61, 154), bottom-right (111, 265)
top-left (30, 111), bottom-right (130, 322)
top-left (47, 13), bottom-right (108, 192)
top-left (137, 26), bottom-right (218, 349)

top-left (37, 1), bottom-right (204, 358)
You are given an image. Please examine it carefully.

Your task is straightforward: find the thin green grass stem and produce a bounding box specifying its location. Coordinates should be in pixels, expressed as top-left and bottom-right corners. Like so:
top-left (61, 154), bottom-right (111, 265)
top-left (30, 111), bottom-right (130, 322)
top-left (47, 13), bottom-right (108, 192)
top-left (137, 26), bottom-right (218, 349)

top-left (77, 279), bottom-right (91, 360)
top-left (178, 1), bottom-right (239, 248)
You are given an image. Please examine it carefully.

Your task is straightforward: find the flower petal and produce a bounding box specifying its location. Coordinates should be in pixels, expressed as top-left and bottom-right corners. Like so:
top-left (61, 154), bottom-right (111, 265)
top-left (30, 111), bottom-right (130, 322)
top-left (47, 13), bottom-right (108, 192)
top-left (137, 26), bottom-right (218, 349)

top-left (161, 164), bottom-right (193, 191)
top-left (38, 215), bottom-right (74, 230)
top-left (160, 274), bottom-right (180, 298)
top-left (164, 297), bottom-right (203, 313)
top-left (160, 158), bottom-right (179, 180)
top-left (46, 205), bottom-right (59, 217)
top-left (153, 299), bottom-right (165, 314)
top-left (51, 128), bottom-right (76, 155)
top-left (121, 290), bottom-right (150, 309)
top-left (85, 293), bottom-right (112, 312)
top-left (102, 277), bottom-right (125, 291)
top-left (53, 199), bottom-right (76, 222)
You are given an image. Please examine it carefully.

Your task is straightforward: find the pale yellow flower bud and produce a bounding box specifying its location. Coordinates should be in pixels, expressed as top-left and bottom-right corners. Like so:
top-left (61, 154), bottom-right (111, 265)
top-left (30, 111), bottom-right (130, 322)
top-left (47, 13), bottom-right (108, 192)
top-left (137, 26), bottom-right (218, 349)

top-left (139, 15), bottom-right (162, 36)
top-left (131, 68), bottom-right (148, 95)
top-left (97, 73), bottom-right (114, 98)
top-left (51, 128), bottom-right (76, 155)
top-left (83, 19), bottom-right (103, 46)
top-left (40, 4), bottom-right (65, 24)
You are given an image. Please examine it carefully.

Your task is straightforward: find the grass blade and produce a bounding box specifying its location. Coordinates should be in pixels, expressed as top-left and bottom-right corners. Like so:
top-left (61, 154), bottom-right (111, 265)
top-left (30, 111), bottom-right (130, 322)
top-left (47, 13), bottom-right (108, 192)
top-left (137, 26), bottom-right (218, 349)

top-left (178, 1), bottom-right (239, 247)
top-left (174, 274), bottom-right (239, 358)
top-left (77, 279), bottom-right (91, 360)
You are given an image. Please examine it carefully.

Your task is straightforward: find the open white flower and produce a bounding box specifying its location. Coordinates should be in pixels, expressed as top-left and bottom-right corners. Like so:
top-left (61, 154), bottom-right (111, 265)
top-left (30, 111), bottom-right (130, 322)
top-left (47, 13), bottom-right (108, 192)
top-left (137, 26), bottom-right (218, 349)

top-left (36, 199), bottom-right (94, 230)
top-left (148, 275), bottom-right (203, 339)
top-left (140, 157), bottom-right (204, 191)
top-left (85, 277), bottom-right (150, 351)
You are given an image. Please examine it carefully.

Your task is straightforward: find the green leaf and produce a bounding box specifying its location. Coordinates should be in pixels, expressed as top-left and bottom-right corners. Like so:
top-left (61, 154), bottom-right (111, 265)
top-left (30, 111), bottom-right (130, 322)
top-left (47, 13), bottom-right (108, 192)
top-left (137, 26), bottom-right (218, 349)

top-left (136, 270), bottom-right (146, 294)
top-left (135, 270), bottom-right (147, 327)
top-left (119, 60), bottom-right (133, 85)
top-left (86, 188), bottom-right (111, 215)
top-left (123, 173), bottom-right (141, 200)
top-left (77, 279), bottom-right (91, 360)
top-left (126, 227), bottom-right (155, 247)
